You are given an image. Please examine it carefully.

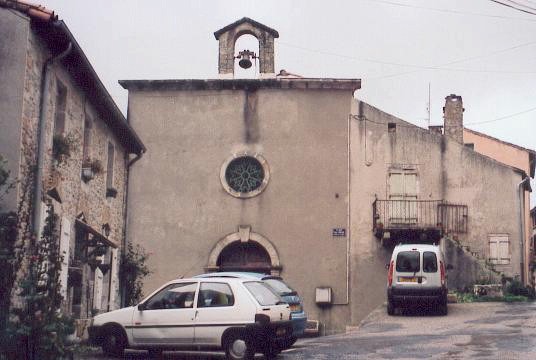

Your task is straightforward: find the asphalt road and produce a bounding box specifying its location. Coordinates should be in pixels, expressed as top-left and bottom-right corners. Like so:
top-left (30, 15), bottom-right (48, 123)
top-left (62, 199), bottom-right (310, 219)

top-left (78, 301), bottom-right (536, 359)
top-left (282, 301), bottom-right (536, 359)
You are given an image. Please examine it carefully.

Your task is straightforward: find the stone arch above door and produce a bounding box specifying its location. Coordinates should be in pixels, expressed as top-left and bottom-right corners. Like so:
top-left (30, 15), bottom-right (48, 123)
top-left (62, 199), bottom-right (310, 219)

top-left (207, 225), bottom-right (281, 275)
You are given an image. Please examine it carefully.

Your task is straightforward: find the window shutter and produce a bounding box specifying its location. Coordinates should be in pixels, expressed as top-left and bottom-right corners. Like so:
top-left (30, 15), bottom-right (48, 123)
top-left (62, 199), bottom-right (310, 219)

top-left (389, 173), bottom-right (404, 196)
top-left (404, 173), bottom-right (417, 196)
top-left (489, 237), bottom-right (498, 262)
top-left (498, 236), bottom-right (510, 264)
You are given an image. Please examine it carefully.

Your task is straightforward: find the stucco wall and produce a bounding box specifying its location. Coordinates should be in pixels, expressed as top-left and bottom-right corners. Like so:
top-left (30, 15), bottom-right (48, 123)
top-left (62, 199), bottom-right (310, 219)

top-left (127, 87), bottom-right (353, 334)
top-left (350, 101), bottom-right (523, 322)
top-left (464, 129), bottom-right (533, 285)
top-left (0, 8), bottom-right (27, 212)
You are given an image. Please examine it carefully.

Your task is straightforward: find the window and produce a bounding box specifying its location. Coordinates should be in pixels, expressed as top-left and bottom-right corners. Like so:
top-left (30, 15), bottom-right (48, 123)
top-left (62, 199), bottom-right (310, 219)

top-left (82, 117), bottom-right (92, 161)
top-left (423, 252), bottom-right (438, 273)
top-left (54, 80), bottom-right (67, 136)
top-left (145, 282), bottom-right (197, 310)
top-left (489, 234), bottom-right (510, 265)
top-left (106, 142), bottom-right (114, 190)
top-left (221, 154), bottom-right (270, 198)
top-left (396, 251), bottom-right (420, 273)
top-left (388, 122), bottom-right (396, 133)
top-left (244, 281), bottom-right (281, 306)
top-left (197, 282), bottom-right (234, 307)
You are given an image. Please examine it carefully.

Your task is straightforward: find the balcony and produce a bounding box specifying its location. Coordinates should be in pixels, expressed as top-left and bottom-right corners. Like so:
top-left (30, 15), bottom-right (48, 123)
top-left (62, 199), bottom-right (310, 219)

top-left (372, 199), bottom-right (468, 240)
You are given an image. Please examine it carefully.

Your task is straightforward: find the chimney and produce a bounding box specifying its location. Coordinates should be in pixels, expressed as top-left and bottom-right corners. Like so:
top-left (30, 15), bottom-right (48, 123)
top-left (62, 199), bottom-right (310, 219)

top-left (443, 94), bottom-right (464, 144)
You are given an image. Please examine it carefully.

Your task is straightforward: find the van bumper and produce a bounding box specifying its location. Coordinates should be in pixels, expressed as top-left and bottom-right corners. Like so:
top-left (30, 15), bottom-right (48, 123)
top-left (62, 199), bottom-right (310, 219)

top-left (388, 287), bottom-right (447, 303)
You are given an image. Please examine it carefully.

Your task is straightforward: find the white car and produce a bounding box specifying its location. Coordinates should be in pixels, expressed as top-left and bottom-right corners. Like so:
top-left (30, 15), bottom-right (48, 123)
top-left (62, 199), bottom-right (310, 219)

top-left (88, 277), bottom-right (293, 359)
top-left (387, 244), bottom-right (450, 315)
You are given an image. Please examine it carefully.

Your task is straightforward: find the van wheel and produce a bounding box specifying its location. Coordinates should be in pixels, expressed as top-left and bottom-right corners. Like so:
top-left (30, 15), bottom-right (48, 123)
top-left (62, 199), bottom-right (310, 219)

top-left (224, 332), bottom-right (254, 360)
top-left (101, 326), bottom-right (127, 357)
top-left (387, 300), bottom-right (395, 316)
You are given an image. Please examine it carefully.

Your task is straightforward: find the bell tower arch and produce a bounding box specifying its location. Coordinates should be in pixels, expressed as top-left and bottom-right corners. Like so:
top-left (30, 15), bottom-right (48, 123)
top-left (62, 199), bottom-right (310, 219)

top-left (214, 17), bottom-right (279, 78)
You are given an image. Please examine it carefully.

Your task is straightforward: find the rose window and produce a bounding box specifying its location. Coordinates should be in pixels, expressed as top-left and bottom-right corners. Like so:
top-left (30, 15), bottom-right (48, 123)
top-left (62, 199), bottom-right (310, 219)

top-left (225, 156), bottom-right (265, 194)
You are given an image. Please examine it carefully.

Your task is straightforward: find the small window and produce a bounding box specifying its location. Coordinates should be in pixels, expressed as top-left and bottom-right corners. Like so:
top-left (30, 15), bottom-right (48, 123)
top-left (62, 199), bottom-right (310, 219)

top-left (82, 117), bottom-right (92, 161)
top-left (106, 142), bottom-right (114, 190)
top-left (54, 80), bottom-right (67, 136)
top-left (388, 122), bottom-right (396, 133)
top-left (145, 282), bottom-right (197, 310)
top-left (464, 143), bottom-right (474, 150)
top-left (244, 281), bottom-right (281, 306)
top-left (396, 251), bottom-right (420, 273)
top-left (423, 252), bottom-right (438, 273)
top-left (197, 282), bottom-right (235, 307)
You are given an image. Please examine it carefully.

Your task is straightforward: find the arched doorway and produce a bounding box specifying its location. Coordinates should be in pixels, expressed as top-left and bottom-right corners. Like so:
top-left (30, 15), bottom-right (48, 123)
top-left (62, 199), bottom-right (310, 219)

top-left (206, 226), bottom-right (282, 275)
top-left (217, 241), bottom-right (271, 274)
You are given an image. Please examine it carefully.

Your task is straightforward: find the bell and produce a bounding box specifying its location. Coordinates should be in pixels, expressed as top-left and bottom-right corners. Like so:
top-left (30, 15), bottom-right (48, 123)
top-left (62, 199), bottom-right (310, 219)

top-left (237, 50), bottom-right (256, 69)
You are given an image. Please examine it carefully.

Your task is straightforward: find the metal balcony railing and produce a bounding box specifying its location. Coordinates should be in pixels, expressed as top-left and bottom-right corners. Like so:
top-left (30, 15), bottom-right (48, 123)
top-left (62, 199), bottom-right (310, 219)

top-left (373, 199), bottom-right (468, 234)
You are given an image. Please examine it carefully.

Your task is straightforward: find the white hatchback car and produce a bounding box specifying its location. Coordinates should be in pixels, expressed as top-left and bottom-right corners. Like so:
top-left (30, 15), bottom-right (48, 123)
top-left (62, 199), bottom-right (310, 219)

top-left (88, 277), bottom-right (293, 359)
top-left (387, 243), bottom-right (449, 315)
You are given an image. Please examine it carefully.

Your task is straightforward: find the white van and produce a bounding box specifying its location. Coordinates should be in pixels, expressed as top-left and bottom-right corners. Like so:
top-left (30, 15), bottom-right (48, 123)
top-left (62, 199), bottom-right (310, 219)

top-left (386, 244), bottom-right (449, 315)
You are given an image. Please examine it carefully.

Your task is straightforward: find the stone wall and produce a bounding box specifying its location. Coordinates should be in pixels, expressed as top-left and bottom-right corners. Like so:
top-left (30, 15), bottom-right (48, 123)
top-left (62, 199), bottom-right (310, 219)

top-left (16, 23), bottom-right (129, 319)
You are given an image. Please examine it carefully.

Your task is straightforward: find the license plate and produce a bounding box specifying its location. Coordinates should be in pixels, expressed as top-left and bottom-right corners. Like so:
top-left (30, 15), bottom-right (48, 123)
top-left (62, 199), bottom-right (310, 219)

top-left (289, 304), bottom-right (300, 312)
top-left (399, 277), bottom-right (417, 283)
top-left (276, 327), bottom-right (287, 336)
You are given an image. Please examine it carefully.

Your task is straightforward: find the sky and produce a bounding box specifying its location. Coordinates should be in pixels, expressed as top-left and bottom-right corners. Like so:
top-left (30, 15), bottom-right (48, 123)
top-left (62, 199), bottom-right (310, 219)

top-left (39, 0), bottom-right (536, 202)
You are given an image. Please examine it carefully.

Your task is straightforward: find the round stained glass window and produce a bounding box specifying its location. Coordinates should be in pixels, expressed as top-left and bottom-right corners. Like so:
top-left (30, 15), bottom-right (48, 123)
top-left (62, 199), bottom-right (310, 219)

top-left (225, 156), bottom-right (265, 194)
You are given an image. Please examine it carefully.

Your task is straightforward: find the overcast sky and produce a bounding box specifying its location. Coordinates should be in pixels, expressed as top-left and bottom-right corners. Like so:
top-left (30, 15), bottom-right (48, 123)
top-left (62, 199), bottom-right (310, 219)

top-left (40, 0), bottom-right (536, 202)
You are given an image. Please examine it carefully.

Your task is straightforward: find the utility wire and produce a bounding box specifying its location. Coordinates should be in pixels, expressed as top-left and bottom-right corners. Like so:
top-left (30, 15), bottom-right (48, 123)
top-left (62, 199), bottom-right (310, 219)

top-left (490, 0), bottom-right (536, 15)
top-left (279, 40), bottom-right (536, 77)
top-left (362, 0), bottom-right (536, 22)
top-left (466, 106), bottom-right (536, 125)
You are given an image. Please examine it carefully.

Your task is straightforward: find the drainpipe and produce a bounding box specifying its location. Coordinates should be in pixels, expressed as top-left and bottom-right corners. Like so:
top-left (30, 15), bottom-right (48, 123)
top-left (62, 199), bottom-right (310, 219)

top-left (518, 177), bottom-right (530, 285)
top-left (31, 40), bottom-right (72, 239)
top-left (118, 151), bottom-right (144, 307)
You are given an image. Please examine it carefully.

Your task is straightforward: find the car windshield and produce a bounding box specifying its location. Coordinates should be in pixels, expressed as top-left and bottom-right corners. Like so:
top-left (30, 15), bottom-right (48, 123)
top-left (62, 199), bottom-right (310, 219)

top-left (244, 281), bottom-right (283, 306)
top-left (396, 251), bottom-right (420, 273)
top-left (264, 278), bottom-right (296, 296)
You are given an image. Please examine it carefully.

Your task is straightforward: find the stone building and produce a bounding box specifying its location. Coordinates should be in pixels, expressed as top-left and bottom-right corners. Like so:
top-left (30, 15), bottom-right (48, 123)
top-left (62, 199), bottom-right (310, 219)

top-left (531, 206), bottom-right (536, 285)
top-left (122, 18), bottom-right (530, 334)
top-left (0, 0), bottom-right (144, 331)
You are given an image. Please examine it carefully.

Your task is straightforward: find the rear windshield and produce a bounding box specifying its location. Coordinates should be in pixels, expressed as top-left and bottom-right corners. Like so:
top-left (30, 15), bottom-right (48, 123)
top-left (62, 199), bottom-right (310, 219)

top-left (244, 281), bottom-right (282, 306)
top-left (396, 251), bottom-right (420, 273)
top-left (264, 279), bottom-right (296, 296)
top-left (423, 251), bottom-right (438, 273)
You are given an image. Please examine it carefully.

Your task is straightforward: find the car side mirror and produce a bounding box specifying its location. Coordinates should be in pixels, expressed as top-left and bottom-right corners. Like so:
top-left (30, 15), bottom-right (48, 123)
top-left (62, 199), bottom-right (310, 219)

top-left (446, 264), bottom-right (454, 271)
top-left (137, 303), bottom-right (145, 311)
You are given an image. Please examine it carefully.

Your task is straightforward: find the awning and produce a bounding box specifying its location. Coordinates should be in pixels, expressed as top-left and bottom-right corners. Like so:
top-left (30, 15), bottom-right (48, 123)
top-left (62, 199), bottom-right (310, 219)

top-left (75, 219), bottom-right (117, 248)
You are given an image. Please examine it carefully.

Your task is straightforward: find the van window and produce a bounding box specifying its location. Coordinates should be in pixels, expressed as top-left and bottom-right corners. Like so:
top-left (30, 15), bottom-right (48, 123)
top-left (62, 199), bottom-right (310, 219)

top-left (396, 251), bottom-right (420, 272)
top-left (423, 251), bottom-right (438, 272)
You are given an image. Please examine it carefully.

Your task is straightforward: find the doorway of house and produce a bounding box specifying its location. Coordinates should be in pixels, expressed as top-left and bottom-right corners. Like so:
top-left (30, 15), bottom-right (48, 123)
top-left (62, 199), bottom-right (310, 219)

top-left (217, 241), bottom-right (271, 274)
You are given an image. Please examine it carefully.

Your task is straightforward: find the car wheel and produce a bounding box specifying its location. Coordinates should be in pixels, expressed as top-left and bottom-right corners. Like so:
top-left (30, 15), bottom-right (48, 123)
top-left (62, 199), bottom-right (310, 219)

top-left (101, 326), bottom-right (127, 357)
top-left (387, 300), bottom-right (395, 316)
top-left (225, 332), bottom-right (254, 360)
top-left (148, 348), bottom-right (163, 358)
top-left (279, 335), bottom-right (297, 349)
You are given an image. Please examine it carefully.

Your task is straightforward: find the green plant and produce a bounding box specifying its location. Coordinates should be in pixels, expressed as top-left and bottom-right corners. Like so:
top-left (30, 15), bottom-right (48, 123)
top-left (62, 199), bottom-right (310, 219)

top-left (4, 204), bottom-right (74, 359)
top-left (120, 243), bottom-right (151, 306)
top-left (52, 133), bottom-right (76, 162)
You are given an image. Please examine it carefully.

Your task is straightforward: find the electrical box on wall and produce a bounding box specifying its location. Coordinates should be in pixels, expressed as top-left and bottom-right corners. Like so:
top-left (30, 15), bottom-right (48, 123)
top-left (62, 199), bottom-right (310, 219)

top-left (315, 287), bottom-right (332, 306)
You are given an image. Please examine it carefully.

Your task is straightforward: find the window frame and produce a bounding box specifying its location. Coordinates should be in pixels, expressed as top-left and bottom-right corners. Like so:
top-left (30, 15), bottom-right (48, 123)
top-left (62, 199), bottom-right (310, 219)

top-left (197, 282), bottom-right (235, 308)
top-left (489, 234), bottom-right (510, 265)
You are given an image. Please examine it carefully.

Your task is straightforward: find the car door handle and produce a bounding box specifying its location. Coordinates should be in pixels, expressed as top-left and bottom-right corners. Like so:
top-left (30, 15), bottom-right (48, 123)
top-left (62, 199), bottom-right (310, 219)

top-left (193, 310), bottom-right (198, 320)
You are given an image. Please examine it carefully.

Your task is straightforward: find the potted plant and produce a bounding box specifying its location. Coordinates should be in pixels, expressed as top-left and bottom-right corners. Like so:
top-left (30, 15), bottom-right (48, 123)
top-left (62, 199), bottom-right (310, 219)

top-left (52, 133), bottom-right (76, 163)
top-left (81, 158), bottom-right (103, 182)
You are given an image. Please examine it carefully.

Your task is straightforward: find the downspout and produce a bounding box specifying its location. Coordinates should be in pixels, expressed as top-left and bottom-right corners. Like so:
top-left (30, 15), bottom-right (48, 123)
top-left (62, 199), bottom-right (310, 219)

top-left (31, 40), bottom-right (72, 238)
top-left (518, 177), bottom-right (530, 284)
top-left (118, 150), bottom-right (144, 308)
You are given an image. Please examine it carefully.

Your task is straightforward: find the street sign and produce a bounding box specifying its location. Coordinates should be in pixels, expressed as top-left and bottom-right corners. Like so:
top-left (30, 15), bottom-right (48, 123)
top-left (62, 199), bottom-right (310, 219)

top-left (332, 228), bottom-right (346, 237)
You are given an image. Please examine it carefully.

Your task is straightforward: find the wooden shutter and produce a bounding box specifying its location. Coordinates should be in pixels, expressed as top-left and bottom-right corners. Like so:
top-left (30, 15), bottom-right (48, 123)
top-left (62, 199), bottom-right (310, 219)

top-left (489, 235), bottom-right (509, 265)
